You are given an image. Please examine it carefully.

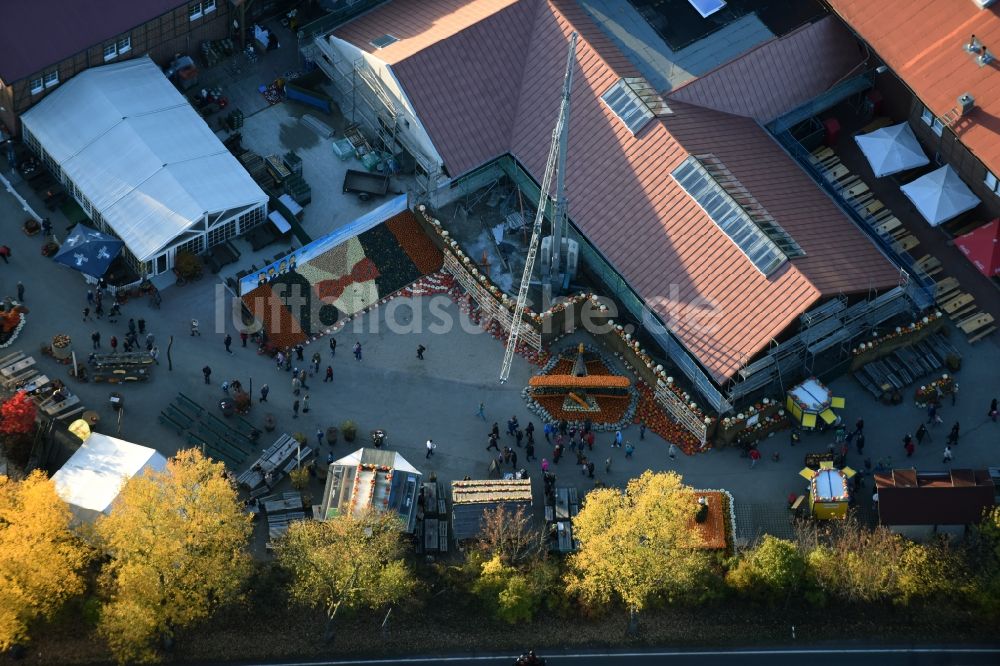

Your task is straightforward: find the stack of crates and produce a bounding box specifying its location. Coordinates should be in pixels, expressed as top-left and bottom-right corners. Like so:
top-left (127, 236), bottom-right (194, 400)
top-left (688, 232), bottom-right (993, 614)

top-left (282, 151), bottom-right (302, 177)
top-left (283, 174), bottom-right (311, 206)
top-left (226, 109), bottom-right (244, 131)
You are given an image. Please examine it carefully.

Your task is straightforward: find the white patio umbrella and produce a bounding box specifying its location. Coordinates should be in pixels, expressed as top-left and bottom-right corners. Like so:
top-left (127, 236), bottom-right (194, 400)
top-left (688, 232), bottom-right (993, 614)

top-left (854, 122), bottom-right (929, 177)
top-left (900, 165), bottom-right (980, 227)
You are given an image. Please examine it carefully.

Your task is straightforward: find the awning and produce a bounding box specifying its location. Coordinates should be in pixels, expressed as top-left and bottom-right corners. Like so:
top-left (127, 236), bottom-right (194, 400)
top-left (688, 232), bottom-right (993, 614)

top-left (819, 408), bottom-right (837, 425)
top-left (900, 165), bottom-right (980, 226)
top-left (955, 218), bottom-right (1000, 277)
top-left (53, 224), bottom-right (124, 278)
top-left (854, 122), bottom-right (929, 177)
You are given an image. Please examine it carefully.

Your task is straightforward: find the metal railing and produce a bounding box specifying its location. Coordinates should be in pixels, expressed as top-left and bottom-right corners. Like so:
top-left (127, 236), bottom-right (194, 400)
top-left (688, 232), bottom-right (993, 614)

top-left (296, 0), bottom-right (387, 42)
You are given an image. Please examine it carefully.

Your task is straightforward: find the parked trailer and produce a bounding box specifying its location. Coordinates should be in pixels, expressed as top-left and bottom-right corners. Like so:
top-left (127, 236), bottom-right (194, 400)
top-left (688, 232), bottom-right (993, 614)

top-left (342, 168), bottom-right (389, 200)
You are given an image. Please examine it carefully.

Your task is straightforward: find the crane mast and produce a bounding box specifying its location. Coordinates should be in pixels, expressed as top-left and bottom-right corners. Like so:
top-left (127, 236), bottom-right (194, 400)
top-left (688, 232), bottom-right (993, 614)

top-left (499, 32), bottom-right (577, 383)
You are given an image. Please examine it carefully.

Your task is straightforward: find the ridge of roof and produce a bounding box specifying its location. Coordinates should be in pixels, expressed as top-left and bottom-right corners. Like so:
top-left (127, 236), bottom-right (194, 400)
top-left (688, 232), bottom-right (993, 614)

top-left (667, 16), bottom-right (864, 123)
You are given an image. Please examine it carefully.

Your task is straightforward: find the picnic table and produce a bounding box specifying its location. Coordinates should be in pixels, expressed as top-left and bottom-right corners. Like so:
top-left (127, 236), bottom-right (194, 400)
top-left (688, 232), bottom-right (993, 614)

top-left (41, 394), bottom-right (80, 416)
top-left (958, 312), bottom-right (994, 335)
top-left (19, 374), bottom-right (50, 393)
top-left (1, 357), bottom-right (34, 378)
top-left (874, 216), bottom-right (902, 236)
top-left (892, 234), bottom-right (919, 253)
top-left (941, 292), bottom-right (974, 315)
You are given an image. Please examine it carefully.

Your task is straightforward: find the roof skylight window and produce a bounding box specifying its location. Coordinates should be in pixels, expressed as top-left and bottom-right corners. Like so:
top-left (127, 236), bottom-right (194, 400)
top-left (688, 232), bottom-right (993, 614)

top-left (672, 155), bottom-right (792, 275)
top-left (370, 34), bottom-right (399, 49)
top-left (602, 79), bottom-right (654, 135)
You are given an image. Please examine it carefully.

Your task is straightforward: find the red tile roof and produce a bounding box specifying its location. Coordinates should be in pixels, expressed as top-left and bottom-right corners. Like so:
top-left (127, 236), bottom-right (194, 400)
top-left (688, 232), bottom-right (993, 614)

top-left (828, 0), bottom-right (1000, 176)
top-left (336, 0), bottom-right (901, 382)
top-left (668, 16), bottom-right (865, 123)
top-left (0, 1), bottom-right (188, 83)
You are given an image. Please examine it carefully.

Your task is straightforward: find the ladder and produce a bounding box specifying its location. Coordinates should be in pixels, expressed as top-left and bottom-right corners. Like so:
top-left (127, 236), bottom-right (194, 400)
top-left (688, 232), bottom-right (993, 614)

top-left (499, 32), bottom-right (578, 384)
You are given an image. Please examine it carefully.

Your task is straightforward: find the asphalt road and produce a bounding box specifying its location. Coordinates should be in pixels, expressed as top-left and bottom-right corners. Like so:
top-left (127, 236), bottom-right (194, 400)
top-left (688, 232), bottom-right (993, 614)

top-left (234, 646), bottom-right (1000, 666)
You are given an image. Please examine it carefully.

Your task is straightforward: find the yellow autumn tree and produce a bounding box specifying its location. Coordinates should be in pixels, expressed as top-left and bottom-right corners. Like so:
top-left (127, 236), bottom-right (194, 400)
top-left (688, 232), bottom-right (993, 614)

top-left (566, 470), bottom-right (713, 616)
top-left (95, 449), bottom-right (252, 663)
top-left (276, 510), bottom-right (416, 642)
top-left (0, 471), bottom-right (89, 650)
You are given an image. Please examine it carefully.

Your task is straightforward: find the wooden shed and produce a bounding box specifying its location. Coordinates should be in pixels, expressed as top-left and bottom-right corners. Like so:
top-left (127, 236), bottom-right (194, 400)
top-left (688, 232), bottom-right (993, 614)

top-left (450, 479), bottom-right (533, 541)
top-left (875, 468), bottom-right (996, 539)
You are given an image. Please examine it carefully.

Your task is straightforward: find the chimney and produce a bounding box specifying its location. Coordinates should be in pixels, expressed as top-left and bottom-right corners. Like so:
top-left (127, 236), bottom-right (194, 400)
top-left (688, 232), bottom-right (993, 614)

top-left (958, 93), bottom-right (976, 115)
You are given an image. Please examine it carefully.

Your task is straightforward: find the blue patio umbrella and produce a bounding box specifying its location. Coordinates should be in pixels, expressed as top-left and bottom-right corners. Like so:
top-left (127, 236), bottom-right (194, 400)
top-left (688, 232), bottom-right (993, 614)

top-left (53, 224), bottom-right (124, 278)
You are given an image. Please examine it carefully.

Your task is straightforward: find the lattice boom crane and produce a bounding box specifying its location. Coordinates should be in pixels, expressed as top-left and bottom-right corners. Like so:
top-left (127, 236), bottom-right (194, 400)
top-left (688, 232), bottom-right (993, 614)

top-left (499, 32), bottom-right (578, 383)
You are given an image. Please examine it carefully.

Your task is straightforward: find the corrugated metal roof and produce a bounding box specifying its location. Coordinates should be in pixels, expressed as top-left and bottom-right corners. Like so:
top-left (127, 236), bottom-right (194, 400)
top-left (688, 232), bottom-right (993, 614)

top-left (335, 0), bottom-right (901, 382)
top-left (828, 0), bottom-right (1000, 177)
top-left (667, 16), bottom-right (864, 123)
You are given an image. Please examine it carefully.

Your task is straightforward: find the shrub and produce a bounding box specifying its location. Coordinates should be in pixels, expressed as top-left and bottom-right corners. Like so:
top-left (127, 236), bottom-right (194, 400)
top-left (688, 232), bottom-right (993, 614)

top-left (727, 536), bottom-right (806, 605)
top-left (341, 420), bottom-right (357, 442)
top-left (472, 555), bottom-right (551, 624)
top-left (174, 251), bottom-right (202, 280)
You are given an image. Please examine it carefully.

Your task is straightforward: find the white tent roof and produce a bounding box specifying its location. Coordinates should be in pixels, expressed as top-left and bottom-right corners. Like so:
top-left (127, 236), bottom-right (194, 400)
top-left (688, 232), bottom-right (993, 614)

top-left (854, 122), bottom-right (929, 178)
top-left (332, 447), bottom-right (421, 475)
top-left (52, 432), bottom-right (167, 521)
top-left (900, 165), bottom-right (981, 227)
top-left (20, 57), bottom-right (266, 261)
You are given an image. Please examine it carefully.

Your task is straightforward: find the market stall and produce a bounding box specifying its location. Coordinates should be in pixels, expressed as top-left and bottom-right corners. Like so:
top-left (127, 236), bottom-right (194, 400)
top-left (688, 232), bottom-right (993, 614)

top-left (785, 377), bottom-right (844, 430)
top-left (799, 461), bottom-right (856, 519)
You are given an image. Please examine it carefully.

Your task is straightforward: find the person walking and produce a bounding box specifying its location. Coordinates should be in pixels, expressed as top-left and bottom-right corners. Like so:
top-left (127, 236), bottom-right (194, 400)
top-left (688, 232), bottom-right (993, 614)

top-left (605, 457), bottom-right (612, 474)
top-left (541, 458), bottom-right (549, 473)
top-left (525, 440), bottom-right (536, 462)
top-left (110, 336), bottom-right (118, 352)
top-left (639, 421), bottom-right (646, 440)
top-left (91, 331), bottom-right (101, 349)
top-left (311, 353), bottom-right (321, 375)
top-left (259, 384), bottom-right (269, 402)
top-left (510, 448), bottom-right (517, 468)
top-left (0, 245), bottom-right (11, 263)
top-left (515, 429), bottom-right (523, 448)
top-left (292, 399), bottom-right (300, 418)
top-left (749, 447), bottom-right (761, 468)
top-left (948, 422), bottom-right (960, 446)
top-left (329, 337), bottom-right (337, 358)
top-left (943, 445), bottom-right (953, 464)
top-left (324, 366), bottom-right (334, 382)
top-left (903, 434), bottom-right (915, 457)
top-left (353, 342), bottom-right (362, 361)
top-left (491, 422), bottom-right (500, 439)
top-left (87, 290), bottom-right (95, 306)
top-left (416, 344), bottom-right (426, 360)
top-left (16, 281), bottom-right (24, 302)
top-left (190, 319), bottom-right (200, 336)
top-left (790, 428), bottom-right (801, 447)
top-left (127, 319), bottom-right (136, 336)
top-left (224, 334), bottom-right (233, 354)
top-left (301, 394), bottom-right (310, 414)
top-left (83, 307), bottom-right (91, 321)
top-left (292, 344), bottom-right (303, 361)
top-left (136, 319), bottom-right (146, 335)
top-left (855, 418), bottom-right (865, 436)
top-left (668, 443), bottom-right (677, 460)
top-left (486, 433), bottom-right (500, 451)
top-left (240, 331), bottom-right (248, 348)
top-left (988, 398), bottom-right (998, 423)
top-left (587, 460), bottom-right (595, 479)
top-left (855, 432), bottom-right (866, 456)
top-left (95, 301), bottom-right (104, 319)
top-left (543, 422), bottom-right (552, 443)
top-left (202, 366), bottom-right (212, 384)
top-left (915, 424), bottom-right (928, 445)
top-left (292, 376), bottom-right (301, 396)
top-left (625, 442), bottom-right (634, 459)
top-left (475, 402), bottom-right (486, 420)
top-left (145, 333), bottom-right (154, 351)
top-left (149, 346), bottom-right (160, 365)
top-left (507, 416), bottom-right (518, 437)
top-left (927, 403), bottom-right (938, 425)
top-left (425, 439), bottom-right (436, 458)
top-left (613, 430), bottom-right (623, 448)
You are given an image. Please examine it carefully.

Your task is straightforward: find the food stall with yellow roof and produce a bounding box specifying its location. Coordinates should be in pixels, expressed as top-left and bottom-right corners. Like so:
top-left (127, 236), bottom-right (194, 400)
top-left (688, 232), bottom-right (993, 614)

top-left (799, 461), bottom-right (856, 519)
top-left (786, 377), bottom-right (845, 431)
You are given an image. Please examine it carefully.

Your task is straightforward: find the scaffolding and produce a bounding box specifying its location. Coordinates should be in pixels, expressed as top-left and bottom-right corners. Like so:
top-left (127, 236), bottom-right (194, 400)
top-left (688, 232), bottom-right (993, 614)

top-left (303, 37), bottom-right (440, 195)
top-left (726, 286), bottom-right (916, 403)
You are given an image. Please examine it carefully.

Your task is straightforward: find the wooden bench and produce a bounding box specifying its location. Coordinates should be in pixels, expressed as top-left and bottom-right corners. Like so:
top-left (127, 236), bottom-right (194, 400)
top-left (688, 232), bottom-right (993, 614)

top-left (942, 292), bottom-right (975, 314)
top-left (957, 311), bottom-right (994, 335)
top-left (165, 405), bottom-right (194, 428)
top-left (57, 406), bottom-right (86, 422)
top-left (159, 412), bottom-right (187, 435)
top-left (934, 277), bottom-right (960, 302)
top-left (916, 254), bottom-right (942, 276)
top-left (0, 351), bottom-right (25, 370)
top-left (874, 216), bottom-right (902, 237)
top-left (176, 392), bottom-right (204, 415)
top-left (892, 234), bottom-right (920, 253)
top-left (823, 163), bottom-right (850, 182)
top-left (969, 326), bottom-right (997, 343)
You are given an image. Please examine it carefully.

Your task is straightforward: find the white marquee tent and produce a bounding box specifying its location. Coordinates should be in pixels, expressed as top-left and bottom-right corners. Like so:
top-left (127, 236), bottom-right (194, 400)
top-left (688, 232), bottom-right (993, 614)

top-left (900, 165), bottom-right (981, 227)
top-left (854, 122), bottom-right (929, 178)
top-left (20, 57), bottom-right (267, 276)
top-left (52, 432), bottom-right (167, 522)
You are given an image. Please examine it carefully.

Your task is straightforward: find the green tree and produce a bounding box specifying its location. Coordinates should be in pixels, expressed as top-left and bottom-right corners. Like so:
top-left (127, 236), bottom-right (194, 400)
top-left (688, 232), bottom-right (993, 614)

top-left (565, 471), bottom-right (713, 616)
top-left (276, 510), bottom-right (415, 641)
top-left (95, 449), bottom-right (252, 663)
top-left (895, 539), bottom-right (958, 606)
top-left (727, 536), bottom-right (806, 604)
top-left (0, 471), bottom-right (89, 650)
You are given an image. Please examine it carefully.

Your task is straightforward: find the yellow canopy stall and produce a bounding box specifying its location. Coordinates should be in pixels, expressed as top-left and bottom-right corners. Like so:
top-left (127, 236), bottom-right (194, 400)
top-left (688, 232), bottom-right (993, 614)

top-left (799, 462), bottom-right (856, 519)
top-left (786, 377), bottom-right (845, 431)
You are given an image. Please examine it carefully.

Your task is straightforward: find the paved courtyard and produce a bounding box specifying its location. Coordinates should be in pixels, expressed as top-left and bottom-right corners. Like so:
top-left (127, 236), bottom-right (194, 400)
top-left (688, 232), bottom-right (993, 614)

top-left (2, 160), bottom-right (999, 550)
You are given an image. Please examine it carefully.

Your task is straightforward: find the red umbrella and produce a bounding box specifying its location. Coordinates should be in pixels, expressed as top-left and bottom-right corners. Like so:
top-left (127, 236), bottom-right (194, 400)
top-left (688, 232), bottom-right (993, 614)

top-left (955, 218), bottom-right (1000, 277)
